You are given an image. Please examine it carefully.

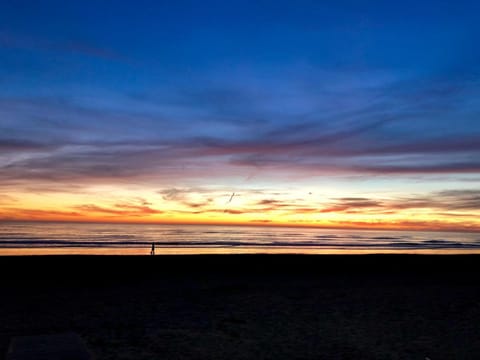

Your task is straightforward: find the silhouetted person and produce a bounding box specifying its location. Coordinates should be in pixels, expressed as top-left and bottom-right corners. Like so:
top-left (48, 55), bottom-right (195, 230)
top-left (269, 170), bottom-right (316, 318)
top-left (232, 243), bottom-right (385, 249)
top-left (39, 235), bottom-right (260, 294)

top-left (150, 242), bottom-right (155, 256)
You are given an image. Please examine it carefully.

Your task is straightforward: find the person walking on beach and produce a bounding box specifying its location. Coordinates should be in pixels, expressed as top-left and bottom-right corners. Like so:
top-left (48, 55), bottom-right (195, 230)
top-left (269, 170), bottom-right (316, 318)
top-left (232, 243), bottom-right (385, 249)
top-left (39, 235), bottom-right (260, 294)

top-left (150, 242), bottom-right (155, 256)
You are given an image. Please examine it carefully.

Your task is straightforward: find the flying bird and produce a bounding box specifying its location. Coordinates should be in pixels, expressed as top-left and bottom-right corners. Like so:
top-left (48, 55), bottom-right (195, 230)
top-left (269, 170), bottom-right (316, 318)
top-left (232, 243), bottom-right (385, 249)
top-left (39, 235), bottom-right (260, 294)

top-left (223, 192), bottom-right (236, 213)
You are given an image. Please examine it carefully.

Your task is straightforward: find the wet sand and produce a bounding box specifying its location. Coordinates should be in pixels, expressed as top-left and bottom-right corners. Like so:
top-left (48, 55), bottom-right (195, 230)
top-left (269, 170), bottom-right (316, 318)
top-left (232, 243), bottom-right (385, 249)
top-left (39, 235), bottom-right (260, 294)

top-left (1, 255), bottom-right (480, 359)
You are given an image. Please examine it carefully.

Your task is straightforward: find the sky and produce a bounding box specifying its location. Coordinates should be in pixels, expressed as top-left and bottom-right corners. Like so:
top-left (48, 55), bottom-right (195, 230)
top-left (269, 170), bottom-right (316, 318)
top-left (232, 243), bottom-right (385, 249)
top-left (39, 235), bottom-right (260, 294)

top-left (1, 0), bottom-right (480, 231)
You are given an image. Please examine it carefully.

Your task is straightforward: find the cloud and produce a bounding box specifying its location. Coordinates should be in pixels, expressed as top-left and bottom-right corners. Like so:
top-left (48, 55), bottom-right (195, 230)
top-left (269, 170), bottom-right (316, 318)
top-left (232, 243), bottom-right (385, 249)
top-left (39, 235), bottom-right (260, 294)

top-left (133, 197), bottom-right (153, 206)
top-left (222, 209), bottom-right (244, 215)
top-left (159, 188), bottom-right (190, 201)
top-left (252, 199), bottom-right (301, 212)
top-left (158, 187), bottom-right (219, 211)
top-left (158, 188), bottom-right (478, 219)
top-left (0, 142), bottom-right (187, 184)
top-left (188, 116), bottom-right (392, 158)
top-left (0, 138), bottom-right (58, 152)
top-left (2, 208), bottom-right (81, 219)
top-left (433, 190), bottom-right (480, 211)
top-left (314, 190), bottom-right (480, 215)
top-left (319, 198), bottom-right (383, 213)
top-left (1, 131), bottom-right (479, 196)
top-left (0, 194), bottom-right (17, 204)
top-left (356, 162), bottom-right (480, 175)
top-left (355, 136), bottom-right (480, 156)
top-left (256, 199), bottom-right (287, 206)
top-left (184, 199), bottom-right (213, 209)
top-left (1, 64), bottom-right (480, 196)
top-left (0, 31), bottom-right (124, 61)
top-left (74, 202), bottom-right (163, 217)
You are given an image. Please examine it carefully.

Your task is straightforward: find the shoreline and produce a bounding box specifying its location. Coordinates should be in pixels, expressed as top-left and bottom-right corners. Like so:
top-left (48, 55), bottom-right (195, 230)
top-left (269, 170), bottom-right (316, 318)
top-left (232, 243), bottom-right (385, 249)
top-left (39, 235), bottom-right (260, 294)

top-left (2, 248), bottom-right (480, 256)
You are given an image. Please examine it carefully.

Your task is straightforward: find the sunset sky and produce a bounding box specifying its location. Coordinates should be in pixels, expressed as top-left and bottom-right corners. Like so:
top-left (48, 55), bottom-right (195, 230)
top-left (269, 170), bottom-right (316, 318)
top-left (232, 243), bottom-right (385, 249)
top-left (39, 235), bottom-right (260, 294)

top-left (1, 0), bottom-right (480, 231)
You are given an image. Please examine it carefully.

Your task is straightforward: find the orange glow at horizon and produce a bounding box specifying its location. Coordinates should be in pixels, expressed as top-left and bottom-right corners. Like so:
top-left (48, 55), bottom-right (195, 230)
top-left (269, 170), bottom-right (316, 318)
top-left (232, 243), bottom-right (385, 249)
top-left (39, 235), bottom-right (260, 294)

top-left (2, 185), bottom-right (480, 233)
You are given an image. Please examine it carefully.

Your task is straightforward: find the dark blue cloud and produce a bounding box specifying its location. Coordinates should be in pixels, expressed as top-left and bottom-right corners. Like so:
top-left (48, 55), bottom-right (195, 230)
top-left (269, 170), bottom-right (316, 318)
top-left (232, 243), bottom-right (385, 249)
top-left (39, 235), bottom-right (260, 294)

top-left (0, 0), bottom-right (479, 189)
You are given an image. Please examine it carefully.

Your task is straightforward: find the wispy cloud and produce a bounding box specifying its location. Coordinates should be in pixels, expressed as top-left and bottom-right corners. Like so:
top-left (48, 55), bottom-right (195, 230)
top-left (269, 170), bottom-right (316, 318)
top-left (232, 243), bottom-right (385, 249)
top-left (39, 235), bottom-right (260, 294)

top-left (159, 188), bottom-right (195, 202)
top-left (433, 190), bottom-right (480, 211)
top-left (319, 198), bottom-right (382, 213)
top-left (0, 138), bottom-right (57, 152)
top-left (1, 208), bottom-right (81, 219)
top-left (158, 187), bottom-right (220, 211)
top-left (0, 31), bottom-right (124, 61)
top-left (1, 0), bottom-right (479, 231)
top-left (1, 63), bottom-right (479, 191)
top-left (74, 202), bottom-right (162, 217)
top-left (0, 194), bottom-right (17, 204)
top-left (356, 162), bottom-right (480, 175)
top-left (315, 190), bottom-right (480, 215)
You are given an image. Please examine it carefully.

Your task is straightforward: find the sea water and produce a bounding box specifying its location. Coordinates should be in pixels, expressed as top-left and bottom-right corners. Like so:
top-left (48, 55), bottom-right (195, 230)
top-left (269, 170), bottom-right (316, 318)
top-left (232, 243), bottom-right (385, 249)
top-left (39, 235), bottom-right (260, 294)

top-left (0, 221), bottom-right (479, 255)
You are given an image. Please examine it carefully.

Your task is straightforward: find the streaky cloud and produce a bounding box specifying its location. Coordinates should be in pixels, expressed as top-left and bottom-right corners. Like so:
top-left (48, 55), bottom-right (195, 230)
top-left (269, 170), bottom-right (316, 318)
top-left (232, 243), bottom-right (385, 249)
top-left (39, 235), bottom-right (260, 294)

top-left (74, 203), bottom-right (163, 216)
top-left (357, 162), bottom-right (480, 174)
top-left (0, 31), bottom-right (125, 61)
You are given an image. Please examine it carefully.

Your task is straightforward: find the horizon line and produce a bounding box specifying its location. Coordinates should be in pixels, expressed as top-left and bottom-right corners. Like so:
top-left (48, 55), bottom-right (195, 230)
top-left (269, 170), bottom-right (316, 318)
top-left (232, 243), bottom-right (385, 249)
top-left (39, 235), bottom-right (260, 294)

top-left (2, 218), bottom-right (480, 234)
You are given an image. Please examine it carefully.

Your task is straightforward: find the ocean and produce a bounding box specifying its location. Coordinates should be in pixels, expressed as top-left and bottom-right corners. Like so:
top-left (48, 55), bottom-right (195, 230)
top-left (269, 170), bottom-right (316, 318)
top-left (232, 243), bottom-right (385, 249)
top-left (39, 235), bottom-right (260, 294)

top-left (1, 221), bottom-right (480, 255)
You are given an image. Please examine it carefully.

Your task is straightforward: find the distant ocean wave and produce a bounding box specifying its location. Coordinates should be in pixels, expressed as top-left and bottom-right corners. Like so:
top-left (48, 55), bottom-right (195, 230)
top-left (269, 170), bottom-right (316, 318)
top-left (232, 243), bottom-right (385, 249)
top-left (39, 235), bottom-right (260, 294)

top-left (0, 239), bottom-right (479, 249)
top-left (0, 222), bottom-right (479, 253)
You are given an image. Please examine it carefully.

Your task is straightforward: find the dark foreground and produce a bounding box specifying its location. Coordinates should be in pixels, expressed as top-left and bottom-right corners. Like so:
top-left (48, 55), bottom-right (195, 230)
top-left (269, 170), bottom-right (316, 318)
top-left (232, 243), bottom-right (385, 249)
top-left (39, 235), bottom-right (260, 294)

top-left (1, 255), bottom-right (480, 359)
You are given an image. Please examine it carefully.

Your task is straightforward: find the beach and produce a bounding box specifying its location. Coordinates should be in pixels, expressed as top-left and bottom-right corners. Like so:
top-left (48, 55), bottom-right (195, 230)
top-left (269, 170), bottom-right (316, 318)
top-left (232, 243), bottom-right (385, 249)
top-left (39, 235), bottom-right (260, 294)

top-left (1, 255), bottom-right (480, 359)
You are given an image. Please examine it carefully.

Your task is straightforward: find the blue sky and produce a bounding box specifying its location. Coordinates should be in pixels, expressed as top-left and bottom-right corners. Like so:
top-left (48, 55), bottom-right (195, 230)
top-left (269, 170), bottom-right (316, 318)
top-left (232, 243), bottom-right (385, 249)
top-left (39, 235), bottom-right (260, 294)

top-left (1, 0), bottom-right (480, 229)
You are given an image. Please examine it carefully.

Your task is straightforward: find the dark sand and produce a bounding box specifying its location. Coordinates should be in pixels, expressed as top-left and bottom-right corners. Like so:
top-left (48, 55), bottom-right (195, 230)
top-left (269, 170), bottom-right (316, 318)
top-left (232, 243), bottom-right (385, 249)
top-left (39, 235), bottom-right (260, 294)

top-left (1, 255), bottom-right (480, 359)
